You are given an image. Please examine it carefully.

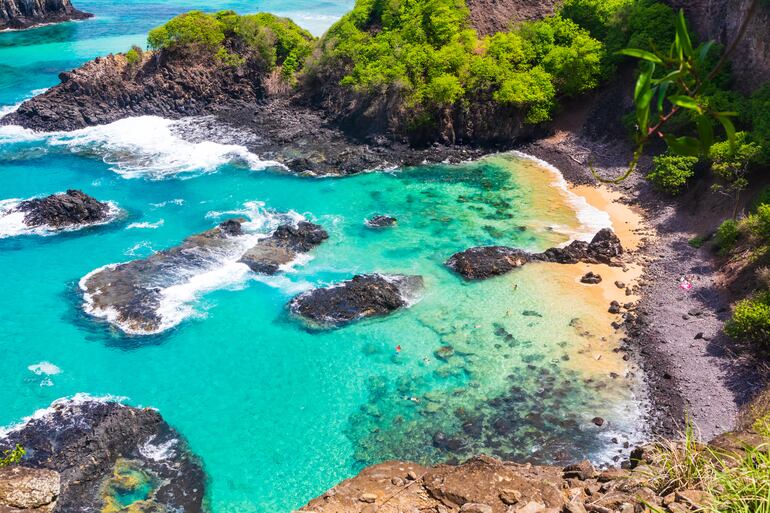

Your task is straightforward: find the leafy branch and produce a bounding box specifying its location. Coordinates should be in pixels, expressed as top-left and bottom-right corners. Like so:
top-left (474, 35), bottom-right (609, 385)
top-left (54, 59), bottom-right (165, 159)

top-left (599, 0), bottom-right (761, 183)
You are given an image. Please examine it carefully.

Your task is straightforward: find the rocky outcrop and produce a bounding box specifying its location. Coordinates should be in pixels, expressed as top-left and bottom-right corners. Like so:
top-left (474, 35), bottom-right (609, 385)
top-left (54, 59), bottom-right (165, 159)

top-left (81, 217), bottom-right (327, 334)
top-left (239, 221), bottom-right (328, 274)
top-left (0, 0), bottom-right (91, 30)
top-left (465, 0), bottom-right (559, 36)
top-left (365, 215), bottom-right (397, 228)
top-left (446, 229), bottom-right (623, 280)
top-left (0, 467), bottom-right (59, 512)
top-left (2, 51), bottom-right (265, 131)
top-left (664, 0), bottom-right (770, 91)
top-left (15, 189), bottom-right (113, 229)
top-left (289, 274), bottom-right (423, 327)
top-left (0, 398), bottom-right (205, 513)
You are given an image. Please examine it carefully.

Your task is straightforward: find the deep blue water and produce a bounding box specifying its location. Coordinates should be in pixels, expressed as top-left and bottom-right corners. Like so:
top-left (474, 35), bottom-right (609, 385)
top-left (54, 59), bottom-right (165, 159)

top-left (0, 4), bottom-right (645, 512)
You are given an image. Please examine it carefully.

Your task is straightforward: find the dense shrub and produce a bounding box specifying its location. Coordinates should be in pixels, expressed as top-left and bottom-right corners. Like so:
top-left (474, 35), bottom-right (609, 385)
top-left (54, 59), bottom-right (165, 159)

top-left (146, 10), bottom-right (313, 78)
top-left (646, 154), bottom-right (698, 194)
top-left (714, 218), bottom-right (740, 254)
top-left (725, 291), bottom-right (770, 344)
top-left (125, 45), bottom-right (143, 65)
top-left (314, 0), bottom-right (606, 125)
top-left (0, 445), bottom-right (23, 468)
top-left (747, 204), bottom-right (770, 240)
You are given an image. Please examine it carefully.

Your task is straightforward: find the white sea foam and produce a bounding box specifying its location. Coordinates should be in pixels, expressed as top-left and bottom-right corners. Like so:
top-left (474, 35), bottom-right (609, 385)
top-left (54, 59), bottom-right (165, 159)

top-left (0, 116), bottom-right (282, 179)
top-left (0, 393), bottom-right (128, 438)
top-left (81, 202), bottom-right (315, 335)
top-left (139, 436), bottom-right (178, 462)
top-left (510, 151), bottom-right (612, 242)
top-left (127, 219), bottom-right (164, 230)
top-left (27, 361), bottom-right (61, 376)
top-left (151, 199), bottom-right (185, 208)
top-left (0, 197), bottom-right (122, 239)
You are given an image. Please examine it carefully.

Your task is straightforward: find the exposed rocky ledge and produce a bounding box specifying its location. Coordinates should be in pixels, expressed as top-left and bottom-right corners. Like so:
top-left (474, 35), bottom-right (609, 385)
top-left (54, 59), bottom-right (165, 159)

top-left (81, 217), bottom-right (327, 334)
top-left (299, 427), bottom-right (767, 513)
top-left (0, 0), bottom-right (91, 31)
top-left (446, 229), bottom-right (623, 280)
top-left (0, 398), bottom-right (205, 512)
top-left (289, 274), bottom-right (424, 327)
top-left (16, 189), bottom-right (113, 229)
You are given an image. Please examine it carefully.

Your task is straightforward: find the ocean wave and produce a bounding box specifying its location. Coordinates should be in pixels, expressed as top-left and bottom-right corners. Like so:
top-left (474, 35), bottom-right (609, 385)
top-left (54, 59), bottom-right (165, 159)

top-left (0, 197), bottom-right (122, 239)
top-left (81, 203), bottom-right (315, 335)
top-left (27, 361), bottom-right (62, 376)
top-left (0, 393), bottom-right (128, 438)
top-left (0, 116), bottom-right (282, 180)
top-left (127, 219), bottom-right (164, 230)
top-left (510, 151), bottom-right (612, 242)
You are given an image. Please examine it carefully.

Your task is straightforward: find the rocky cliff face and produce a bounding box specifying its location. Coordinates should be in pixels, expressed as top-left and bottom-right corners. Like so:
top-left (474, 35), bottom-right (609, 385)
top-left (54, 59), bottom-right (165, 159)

top-left (665, 0), bottom-right (770, 91)
top-left (465, 0), bottom-right (559, 36)
top-left (0, 0), bottom-right (91, 30)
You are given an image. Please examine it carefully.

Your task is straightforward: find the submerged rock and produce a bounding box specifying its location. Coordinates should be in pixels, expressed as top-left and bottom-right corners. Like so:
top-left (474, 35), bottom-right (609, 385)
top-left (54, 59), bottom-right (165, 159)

top-left (445, 246), bottom-right (530, 280)
top-left (239, 221), bottom-right (328, 274)
top-left (289, 274), bottom-right (423, 327)
top-left (446, 229), bottom-right (623, 280)
top-left (365, 215), bottom-right (397, 228)
top-left (0, 0), bottom-right (91, 30)
top-left (0, 398), bottom-right (205, 513)
top-left (16, 190), bottom-right (114, 229)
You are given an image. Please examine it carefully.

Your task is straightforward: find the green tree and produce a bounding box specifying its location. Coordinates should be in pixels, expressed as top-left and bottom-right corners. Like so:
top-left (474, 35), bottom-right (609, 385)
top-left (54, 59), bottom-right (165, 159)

top-left (646, 154), bottom-right (698, 194)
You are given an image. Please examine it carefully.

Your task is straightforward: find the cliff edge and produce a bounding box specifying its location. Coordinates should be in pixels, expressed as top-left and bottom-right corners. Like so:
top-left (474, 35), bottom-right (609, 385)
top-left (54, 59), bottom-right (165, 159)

top-left (0, 0), bottom-right (92, 30)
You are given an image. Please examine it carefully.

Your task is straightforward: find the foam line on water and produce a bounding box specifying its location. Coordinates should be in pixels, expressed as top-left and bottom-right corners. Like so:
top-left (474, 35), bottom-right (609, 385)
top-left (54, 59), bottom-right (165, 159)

top-left (0, 115), bottom-right (282, 180)
top-left (0, 197), bottom-right (122, 238)
top-left (510, 150), bottom-right (612, 242)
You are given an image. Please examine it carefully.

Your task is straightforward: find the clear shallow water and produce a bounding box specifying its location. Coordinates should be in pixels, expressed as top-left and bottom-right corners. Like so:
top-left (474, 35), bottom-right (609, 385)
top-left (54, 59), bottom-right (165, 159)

top-left (0, 5), bottom-right (644, 513)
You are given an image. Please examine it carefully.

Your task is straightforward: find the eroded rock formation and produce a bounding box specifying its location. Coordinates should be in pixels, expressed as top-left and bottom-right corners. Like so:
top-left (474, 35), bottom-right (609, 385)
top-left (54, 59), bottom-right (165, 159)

top-left (0, 0), bottom-right (91, 30)
top-left (16, 189), bottom-right (113, 229)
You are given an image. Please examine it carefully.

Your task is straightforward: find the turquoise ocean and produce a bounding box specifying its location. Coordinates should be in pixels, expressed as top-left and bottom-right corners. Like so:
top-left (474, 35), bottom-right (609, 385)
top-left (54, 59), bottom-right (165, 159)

top-left (0, 3), bottom-right (646, 512)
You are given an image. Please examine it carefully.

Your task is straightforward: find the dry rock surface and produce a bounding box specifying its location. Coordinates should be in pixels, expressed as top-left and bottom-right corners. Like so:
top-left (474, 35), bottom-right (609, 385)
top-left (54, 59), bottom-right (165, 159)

top-left (0, 0), bottom-right (91, 30)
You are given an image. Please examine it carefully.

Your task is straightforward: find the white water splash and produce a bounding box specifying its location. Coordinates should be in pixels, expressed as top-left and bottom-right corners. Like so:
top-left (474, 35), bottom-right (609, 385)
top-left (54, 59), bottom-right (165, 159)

top-left (0, 116), bottom-right (282, 180)
top-left (27, 361), bottom-right (62, 376)
top-left (127, 219), bottom-right (164, 230)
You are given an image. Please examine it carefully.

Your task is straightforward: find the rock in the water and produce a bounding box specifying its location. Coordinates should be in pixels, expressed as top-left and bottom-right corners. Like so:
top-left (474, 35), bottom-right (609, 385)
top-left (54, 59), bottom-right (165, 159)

top-left (0, 0), bottom-right (91, 30)
top-left (365, 215), bottom-right (397, 228)
top-left (580, 272), bottom-right (602, 284)
top-left (445, 246), bottom-right (530, 280)
top-left (239, 221), bottom-right (328, 274)
top-left (289, 273), bottom-right (423, 327)
top-left (0, 398), bottom-right (205, 513)
top-left (446, 229), bottom-right (623, 280)
top-left (0, 466), bottom-right (59, 511)
top-left (16, 190), bottom-right (113, 229)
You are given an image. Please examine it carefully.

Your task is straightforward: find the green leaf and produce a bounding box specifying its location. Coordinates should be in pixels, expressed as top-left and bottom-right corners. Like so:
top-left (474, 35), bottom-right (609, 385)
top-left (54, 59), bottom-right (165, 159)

top-left (664, 134), bottom-right (703, 156)
top-left (657, 81), bottom-right (669, 113)
top-left (697, 41), bottom-right (714, 65)
top-left (653, 70), bottom-right (685, 84)
top-left (634, 62), bottom-right (654, 102)
top-left (715, 113), bottom-right (736, 149)
top-left (617, 48), bottom-right (663, 64)
top-left (696, 114), bottom-right (714, 150)
top-left (669, 95), bottom-right (702, 113)
top-left (675, 10), bottom-right (694, 58)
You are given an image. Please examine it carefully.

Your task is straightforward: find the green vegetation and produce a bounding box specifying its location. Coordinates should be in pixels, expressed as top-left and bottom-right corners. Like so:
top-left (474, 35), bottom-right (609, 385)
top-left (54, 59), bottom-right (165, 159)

top-left (649, 416), bottom-right (770, 513)
top-left (714, 218), bottom-right (740, 255)
top-left (308, 0), bottom-right (679, 132)
top-left (0, 444), bottom-right (24, 468)
top-left (125, 45), bottom-right (143, 65)
top-left (145, 10), bottom-right (314, 77)
top-left (726, 291), bottom-right (770, 346)
top-left (646, 154), bottom-right (698, 194)
top-left (710, 132), bottom-right (762, 217)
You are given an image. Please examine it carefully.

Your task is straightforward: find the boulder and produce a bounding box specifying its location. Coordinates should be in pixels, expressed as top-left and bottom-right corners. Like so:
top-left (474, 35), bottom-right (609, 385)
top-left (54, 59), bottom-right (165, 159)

top-left (365, 215), bottom-right (397, 228)
top-left (0, 399), bottom-right (205, 513)
top-left (239, 221), bottom-right (328, 274)
top-left (289, 274), bottom-right (423, 327)
top-left (580, 272), bottom-right (602, 284)
top-left (445, 246), bottom-right (530, 280)
top-left (16, 190), bottom-right (112, 229)
top-left (446, 229), bottom-right (623, 280)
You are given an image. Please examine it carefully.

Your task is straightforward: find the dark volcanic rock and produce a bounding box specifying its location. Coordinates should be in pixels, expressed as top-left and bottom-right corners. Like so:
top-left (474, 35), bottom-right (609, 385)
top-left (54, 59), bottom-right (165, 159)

top-left (289, 273), bottom-right (423, 327)
top-left (0, 0), bottom-right (91, 30)
top-left (0, 398), bottom-right (205, 513)
top-left (2, 50), bottom-right (265, 132)
top-left (365, 215), bottom-right (397, 228)
top-left (446, 229), bottom-right (624, 280)
top-left (239, 221), bottom-right (328, 274)
top-left (16, 189), bottom-right (112, 229)
top-left (580, 272), bottom-right (602, 284)
top-left (445, 246), bottom-right (530, 280)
